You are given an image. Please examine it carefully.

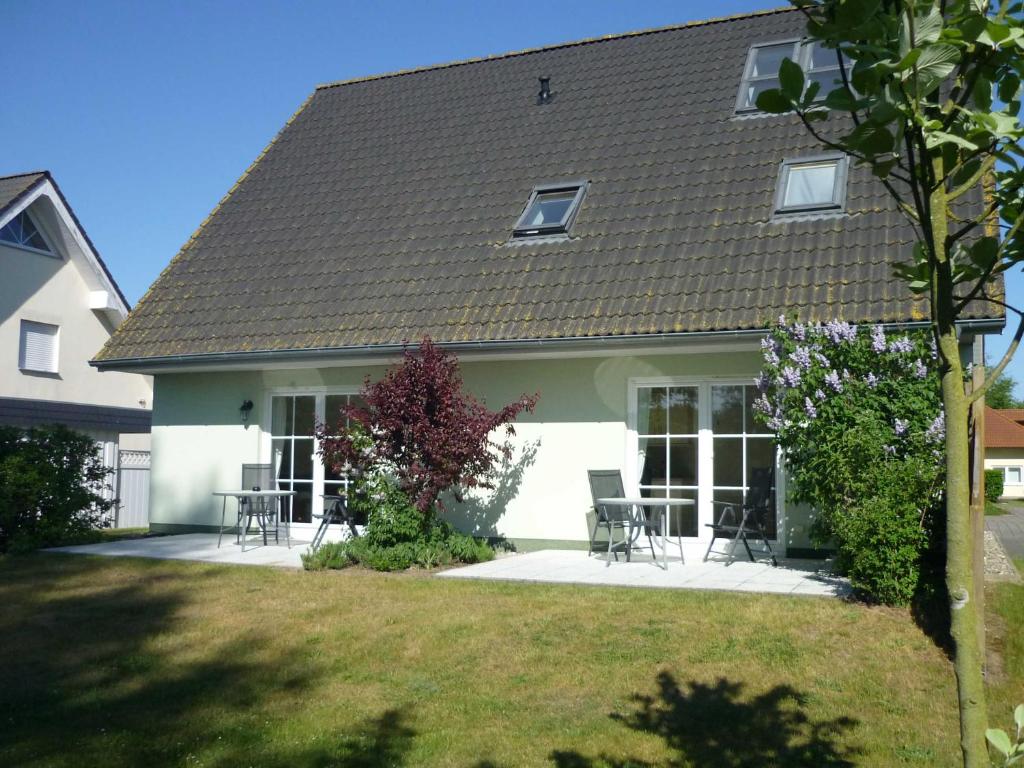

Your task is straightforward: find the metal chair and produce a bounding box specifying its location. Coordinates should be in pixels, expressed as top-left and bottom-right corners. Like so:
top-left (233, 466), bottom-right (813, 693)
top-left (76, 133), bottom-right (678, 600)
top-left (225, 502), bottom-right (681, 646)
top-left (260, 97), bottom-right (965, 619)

top-left (312, 494), bottom-right (359, 550)
top-left (704, 467), bottom-right (778, 566)
top-left (587, 470), bottom-right (662, 566)
top-left (239, 463), bottom-right (281, 549)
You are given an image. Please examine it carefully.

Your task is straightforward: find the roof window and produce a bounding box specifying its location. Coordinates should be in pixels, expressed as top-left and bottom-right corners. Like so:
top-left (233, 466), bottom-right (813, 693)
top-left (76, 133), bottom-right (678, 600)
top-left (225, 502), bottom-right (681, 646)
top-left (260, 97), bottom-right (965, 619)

top-left (774, 155), bottom-right (848, 215)
top-left (512, 182), bottom-right (587, 238)
top-left (737, 40), bottom-right (849, 113)
top-left (0, 210), bottom-right (52, 254)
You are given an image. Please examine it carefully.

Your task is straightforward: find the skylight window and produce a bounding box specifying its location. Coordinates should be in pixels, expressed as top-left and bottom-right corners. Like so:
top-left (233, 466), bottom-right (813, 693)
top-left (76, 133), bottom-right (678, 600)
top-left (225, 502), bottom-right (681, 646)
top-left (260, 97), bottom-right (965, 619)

top-left (513, 182), bottom-right (587, 238)
top-left (0, 211), bottom-right (52, 254)
top-left (774, 155), bottom-right (848, 215)
top-left (737, 40), bottom-right (850, 113)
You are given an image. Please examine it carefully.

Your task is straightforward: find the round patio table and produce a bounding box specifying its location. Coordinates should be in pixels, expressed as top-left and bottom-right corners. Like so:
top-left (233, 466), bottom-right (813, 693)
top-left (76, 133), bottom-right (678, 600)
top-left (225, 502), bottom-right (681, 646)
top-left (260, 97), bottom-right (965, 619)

top-left (214, 490), bottom-right (295, 551)
top-left (595, 497), bottom-right (694, 569)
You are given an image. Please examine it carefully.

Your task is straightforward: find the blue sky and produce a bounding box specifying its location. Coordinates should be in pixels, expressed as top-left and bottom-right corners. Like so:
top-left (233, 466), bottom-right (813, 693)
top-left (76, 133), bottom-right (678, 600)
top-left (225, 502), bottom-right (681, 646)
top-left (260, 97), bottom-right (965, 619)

top-left (3, 0), bottom-right (1021, 391)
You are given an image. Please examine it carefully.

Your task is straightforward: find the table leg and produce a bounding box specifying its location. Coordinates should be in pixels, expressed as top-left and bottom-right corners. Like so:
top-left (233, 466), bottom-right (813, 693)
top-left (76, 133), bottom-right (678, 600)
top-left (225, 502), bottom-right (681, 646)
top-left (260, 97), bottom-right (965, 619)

top-left (217, 496), bottom-right (227, 548)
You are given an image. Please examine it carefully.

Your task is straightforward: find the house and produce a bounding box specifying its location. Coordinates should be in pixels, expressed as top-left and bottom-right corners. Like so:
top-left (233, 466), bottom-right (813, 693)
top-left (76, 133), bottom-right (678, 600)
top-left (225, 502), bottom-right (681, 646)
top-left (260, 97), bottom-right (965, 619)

top-left (92, 8), bottom-right (1001, 557)
top-left (1, 171), bottom-right (153, 525)
top-left (985, 407), bottom-right (1024, 499)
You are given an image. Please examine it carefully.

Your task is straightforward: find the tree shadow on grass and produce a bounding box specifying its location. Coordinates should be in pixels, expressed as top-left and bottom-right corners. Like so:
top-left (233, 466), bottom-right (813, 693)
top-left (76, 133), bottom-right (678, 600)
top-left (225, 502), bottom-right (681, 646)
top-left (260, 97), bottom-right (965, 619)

top-left (550, 672), bottom-right (860, 768)
top-left (0, 555), bottom-right (416, 767)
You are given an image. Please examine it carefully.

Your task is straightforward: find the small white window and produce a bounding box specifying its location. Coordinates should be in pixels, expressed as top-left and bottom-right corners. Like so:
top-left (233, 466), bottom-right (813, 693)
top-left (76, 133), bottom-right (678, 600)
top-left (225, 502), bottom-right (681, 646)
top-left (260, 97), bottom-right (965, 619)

top-left (513, 182), bottom-right (587, 238)
top-left (0, 211), bottom-right (53, 254)
top-left (737, 40), bottom-right (851, 113)
top-left (775, 155), bottom-right (848, 215)
top-left (19, 320), bottom-right (59, 373)
top-left (1005, 466), bottom-right (1022, 485)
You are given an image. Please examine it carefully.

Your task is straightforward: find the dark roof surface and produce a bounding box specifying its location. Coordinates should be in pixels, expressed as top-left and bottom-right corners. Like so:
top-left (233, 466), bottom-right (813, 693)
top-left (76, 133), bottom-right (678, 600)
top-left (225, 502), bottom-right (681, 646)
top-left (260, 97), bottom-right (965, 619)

top-left (96, 7), bottom-right (1001, 364)
top-left (0, 397), bottom-right (151, 434)
top-left (986, 408), bottom-right (1024, 450)
top-left (0, 172), bottom-right (47, 216)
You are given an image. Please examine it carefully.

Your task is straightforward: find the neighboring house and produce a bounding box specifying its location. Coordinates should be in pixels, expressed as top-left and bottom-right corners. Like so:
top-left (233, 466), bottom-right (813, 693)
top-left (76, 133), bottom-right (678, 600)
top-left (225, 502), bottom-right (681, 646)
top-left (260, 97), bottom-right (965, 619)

top-left (985, 407), bottom-right (1024, 499)
top-left (93, 8), bottom-right (1002, 557)
top-left (1, 171), bottom-right (153, 525)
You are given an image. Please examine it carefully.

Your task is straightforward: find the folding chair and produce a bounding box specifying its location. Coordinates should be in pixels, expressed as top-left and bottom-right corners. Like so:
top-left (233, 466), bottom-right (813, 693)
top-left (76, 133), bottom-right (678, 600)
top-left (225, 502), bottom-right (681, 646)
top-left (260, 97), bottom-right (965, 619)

top-left (704, 467), bottom-right (778, 566)
top-left (587, 470), bottom-right (662, 566)
top-left (311, 494), bottom-right (358, 550)
top-left (239, 463), bottom-right (283, 549)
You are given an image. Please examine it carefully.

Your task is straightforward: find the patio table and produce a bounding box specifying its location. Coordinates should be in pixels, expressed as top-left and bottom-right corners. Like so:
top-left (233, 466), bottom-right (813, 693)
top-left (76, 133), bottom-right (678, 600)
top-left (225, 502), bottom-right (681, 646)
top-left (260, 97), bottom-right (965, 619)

top-left (214, 490), bottom-right (295, 551)
top-left (596, 497), bottom-right (693, 569)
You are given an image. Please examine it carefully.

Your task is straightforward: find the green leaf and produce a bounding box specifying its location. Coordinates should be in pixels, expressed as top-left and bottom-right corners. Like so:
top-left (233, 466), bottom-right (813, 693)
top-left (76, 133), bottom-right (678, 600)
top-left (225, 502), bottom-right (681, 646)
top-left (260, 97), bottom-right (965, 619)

top-left (973, 76), bottom-right (993, 111)
top-left (914, 7), bottom-right (944, 45)
top-left (755, 88), bottom-right (793, 114)
top-left (998, 73), bottom-right (1021, 104)
top-left (1015, 702), bottom-right (1024, 730)
top-left (894, 48), bottom-right (922, 71)
top-left (824, 87), bottom-right (858, 111)
top-left (924, 130), bottom-right (979, 150)
top-left (968, 237), bottom-right (999, 269)
top-left (908, 43), bottom-right (960, 95)
top-left (779, 57), bottom-right (805, 102)
top-left (987, 728), bottom-right (1013, 757)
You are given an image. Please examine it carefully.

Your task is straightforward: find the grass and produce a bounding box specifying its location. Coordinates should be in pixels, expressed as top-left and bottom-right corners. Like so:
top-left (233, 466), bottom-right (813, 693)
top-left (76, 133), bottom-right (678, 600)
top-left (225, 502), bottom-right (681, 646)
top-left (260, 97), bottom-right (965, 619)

top-left (0, 554), bottom-right (1020, 768)
top-left (987, 559), bottom-right (1024, 738)
top-left (986, 500), bottom-right (1012, 516)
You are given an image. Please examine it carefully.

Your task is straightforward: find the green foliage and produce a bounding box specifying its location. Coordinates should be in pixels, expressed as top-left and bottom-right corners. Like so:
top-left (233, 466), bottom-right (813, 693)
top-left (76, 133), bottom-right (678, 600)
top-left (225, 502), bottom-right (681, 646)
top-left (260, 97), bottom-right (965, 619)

top-left (987, 468), bottom-right (1007, 501)
top-left (0, 425), bottom-right (114, 552)
top-left (986, 370), bottom-right (1023, 410)
top-left (985, 703), bottom-right (1024, 766)
top-left (756, 320), bottom-right (944, 604)
top-left (301, 476), bottom-right (494, 572)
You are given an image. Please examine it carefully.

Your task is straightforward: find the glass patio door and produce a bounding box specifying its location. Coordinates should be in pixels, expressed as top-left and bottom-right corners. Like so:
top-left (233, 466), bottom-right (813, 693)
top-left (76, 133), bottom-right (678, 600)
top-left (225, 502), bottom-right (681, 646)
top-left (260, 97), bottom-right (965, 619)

top-left (631, 381), bottom-right (778, 540)
top-left (270, 392), bottom-right (362, 526)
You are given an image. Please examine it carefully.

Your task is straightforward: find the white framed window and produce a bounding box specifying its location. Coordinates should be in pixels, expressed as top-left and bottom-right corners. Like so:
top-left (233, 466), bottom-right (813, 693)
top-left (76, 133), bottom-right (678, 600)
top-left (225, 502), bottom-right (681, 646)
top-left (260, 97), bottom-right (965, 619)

top-left (736, 40), bottom-right (850, 113)
top-left (774, 155), bottom-right (849, 215)
top-left (628, 379), bottom-right (779, 544)
top-left (267, 390), bottom-right (363, 526)
top-left (0, 210), bottom-right (54, 255)
top-left (18, 320), bottom-right (59, 373)
top-left (1003, 466), bottom-right (1022, 485)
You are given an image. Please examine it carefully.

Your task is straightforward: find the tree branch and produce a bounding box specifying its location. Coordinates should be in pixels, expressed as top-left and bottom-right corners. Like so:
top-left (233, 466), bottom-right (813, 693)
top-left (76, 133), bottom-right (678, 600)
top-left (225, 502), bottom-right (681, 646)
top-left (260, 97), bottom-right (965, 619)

top-left (966, 301), bottom-right (1024, 405)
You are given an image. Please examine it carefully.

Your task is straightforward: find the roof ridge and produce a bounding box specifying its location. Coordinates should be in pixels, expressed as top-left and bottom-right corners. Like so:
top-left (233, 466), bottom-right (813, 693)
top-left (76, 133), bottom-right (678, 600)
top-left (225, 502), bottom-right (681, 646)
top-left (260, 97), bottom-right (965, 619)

top-left (0, 170), bottom-right (49, 182)
top-left (315, 6), bottom-right (797, 91)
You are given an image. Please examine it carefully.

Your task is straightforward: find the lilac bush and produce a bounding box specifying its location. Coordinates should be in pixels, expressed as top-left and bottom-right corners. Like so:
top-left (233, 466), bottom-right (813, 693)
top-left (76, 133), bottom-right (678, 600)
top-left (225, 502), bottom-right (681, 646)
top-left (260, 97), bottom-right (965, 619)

top-left (756, 317), bottom-right (945, 604)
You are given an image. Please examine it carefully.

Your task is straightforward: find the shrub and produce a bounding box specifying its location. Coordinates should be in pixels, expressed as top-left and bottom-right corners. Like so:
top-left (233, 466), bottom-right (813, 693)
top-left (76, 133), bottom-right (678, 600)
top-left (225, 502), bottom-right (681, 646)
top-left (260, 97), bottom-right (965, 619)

top-left (756, 319), bottom-right (944, 605)
top-left (317, 337), bottom-right (538, 514)
top-left (0, 425), bottom-right (114, 552)
top-left (986, 469), bottom-right (1005, 501)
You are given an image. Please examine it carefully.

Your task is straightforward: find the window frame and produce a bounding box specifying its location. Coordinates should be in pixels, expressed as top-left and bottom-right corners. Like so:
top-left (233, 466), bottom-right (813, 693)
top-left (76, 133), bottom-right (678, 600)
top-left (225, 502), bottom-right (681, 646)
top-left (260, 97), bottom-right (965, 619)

top-left (773, 153), bottom-right (849, 216)
top-left (1000, 465), bottom-right (1023, 486)
top-left (0, 210), bottom-right (56, 257)
top-left (735, 39), bottom-right (850, 115)
top-left (512, 181), bottom-right (588, 239)
top-left (18, 319), bottom-right (60, 374)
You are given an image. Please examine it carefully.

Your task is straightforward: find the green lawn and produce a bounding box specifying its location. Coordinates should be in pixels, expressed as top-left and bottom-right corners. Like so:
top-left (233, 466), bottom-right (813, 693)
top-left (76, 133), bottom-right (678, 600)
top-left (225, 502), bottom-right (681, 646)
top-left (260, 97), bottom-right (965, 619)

top-left (986, 500), bottom-right (1012, 516)
top-left (0, 554), bottom-right (1020, 767)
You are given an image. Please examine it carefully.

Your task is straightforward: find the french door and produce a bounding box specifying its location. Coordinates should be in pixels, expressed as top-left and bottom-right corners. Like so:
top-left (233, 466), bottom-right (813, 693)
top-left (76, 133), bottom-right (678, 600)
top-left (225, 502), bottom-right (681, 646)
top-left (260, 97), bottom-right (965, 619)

top-left (629, 379), bottom-right (778, 543)
top-left (268, 391), bottom-right (362, 526)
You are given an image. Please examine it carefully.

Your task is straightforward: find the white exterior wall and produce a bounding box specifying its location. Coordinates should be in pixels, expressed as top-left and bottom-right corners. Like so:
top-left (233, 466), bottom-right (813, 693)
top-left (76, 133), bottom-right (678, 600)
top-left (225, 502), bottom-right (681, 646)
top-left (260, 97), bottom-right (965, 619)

top-left (148, 348), bottom-right (820, 554)
top-left (985, 448), bottom-right (1024, 499)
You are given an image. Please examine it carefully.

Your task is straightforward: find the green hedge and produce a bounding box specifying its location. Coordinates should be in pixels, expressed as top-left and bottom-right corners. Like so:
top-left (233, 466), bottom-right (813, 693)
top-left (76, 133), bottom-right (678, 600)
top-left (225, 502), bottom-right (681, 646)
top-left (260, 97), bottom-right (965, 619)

top-left (986, 469), bottom-right (1005, 501)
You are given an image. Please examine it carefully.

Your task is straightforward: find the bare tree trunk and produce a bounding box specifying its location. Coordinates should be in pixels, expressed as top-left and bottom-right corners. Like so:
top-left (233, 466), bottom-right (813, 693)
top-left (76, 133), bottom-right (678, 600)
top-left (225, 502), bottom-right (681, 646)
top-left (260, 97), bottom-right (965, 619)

top-left (932, 161), bottom-right (988, 767)
top-left (968, 344), bottom-right (986, 668)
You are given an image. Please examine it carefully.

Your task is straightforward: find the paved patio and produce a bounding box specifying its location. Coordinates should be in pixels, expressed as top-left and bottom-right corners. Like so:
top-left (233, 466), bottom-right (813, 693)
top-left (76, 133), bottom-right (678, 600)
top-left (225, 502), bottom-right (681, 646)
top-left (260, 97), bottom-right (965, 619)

top-left (437, 549), bottom-right (851, 597)
top-left (48, 533), bottom-right (306, 568)
top-left (47, 535), bottom-right (850, 596)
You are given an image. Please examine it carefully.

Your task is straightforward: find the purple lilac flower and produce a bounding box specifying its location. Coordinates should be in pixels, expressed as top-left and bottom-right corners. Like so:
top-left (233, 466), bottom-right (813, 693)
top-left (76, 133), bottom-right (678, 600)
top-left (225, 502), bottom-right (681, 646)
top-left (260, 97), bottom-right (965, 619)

top-left (791, 345), bottom-right (812, 370)
top-left (871, 325), bottom-right (886, 353)
top-left (824, 370), bottom-right (843, 393)
top-left (753, 393), bottom-right (773, 415)
top-left (814, 388), bottom-right (826, 401)
top-left (754, 372), bottom-right (770, 393)
top-left (767, 415), bottom-right (784, 431)
top-left (777, 315), bottom-right (788, 328)
top-left (929, 338), bottom-right (938, 360)
top-left (894, 418), bottom-right (909, 437)
top-left (925, 412), bottom-right (945, 442)
top-left (913, 359), bottom-right (928, 379)
top-left (781, 366), bottom-right (802, 388)
top-left (814, 351), bottom-right (831, 367)
top-left (883, 444), bottom-right (897, 456)
top-left (888, 336), bottom-right (913, 355)
top-left (791, 323), bottom-right (807, 341)
top-left (823, 320), bottom-right (857, 344)
top-left (804, 397), bottom-right (817, 418)
top-left (865, 372), bottom-right (879, 388)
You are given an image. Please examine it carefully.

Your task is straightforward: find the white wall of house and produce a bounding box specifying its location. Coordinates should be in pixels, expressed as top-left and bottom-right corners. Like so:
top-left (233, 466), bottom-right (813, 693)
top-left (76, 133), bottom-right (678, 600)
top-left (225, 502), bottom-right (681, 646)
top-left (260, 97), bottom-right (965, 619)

top-left (985, 448), bottom-right (1024, 499)
top-left (148, 346), bottom-right (821, 555)
top-left (0, 196), bottom-right (152, 412)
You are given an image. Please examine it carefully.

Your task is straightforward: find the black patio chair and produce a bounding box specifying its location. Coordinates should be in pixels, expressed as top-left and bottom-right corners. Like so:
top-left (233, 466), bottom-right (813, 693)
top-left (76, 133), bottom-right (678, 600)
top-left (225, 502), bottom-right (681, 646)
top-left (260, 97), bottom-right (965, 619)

top-left (587, 470), bottom-right (662, 566)
top-left (239, 463), bottom-right (281, 548)
top-left (312, 494), bottom-right (359, 550)
top-left (704, 467), bottom-right (778, 567)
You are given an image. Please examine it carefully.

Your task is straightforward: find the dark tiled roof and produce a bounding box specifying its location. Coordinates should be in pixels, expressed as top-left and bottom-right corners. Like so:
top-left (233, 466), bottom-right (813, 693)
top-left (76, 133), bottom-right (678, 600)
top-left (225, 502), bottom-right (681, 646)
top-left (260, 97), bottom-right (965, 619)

top-left (96, 8), bottom-right (1002, 364)
top-left (0, 397), bottom-right (151, 434)
top-left (0, 172), bottom-right (47, 216)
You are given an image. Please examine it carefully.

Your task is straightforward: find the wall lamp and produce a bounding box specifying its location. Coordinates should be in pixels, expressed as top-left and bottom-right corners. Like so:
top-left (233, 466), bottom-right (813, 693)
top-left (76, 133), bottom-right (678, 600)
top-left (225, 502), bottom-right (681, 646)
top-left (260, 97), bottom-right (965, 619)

top-left (239, 399), bottom-right (254, 425)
